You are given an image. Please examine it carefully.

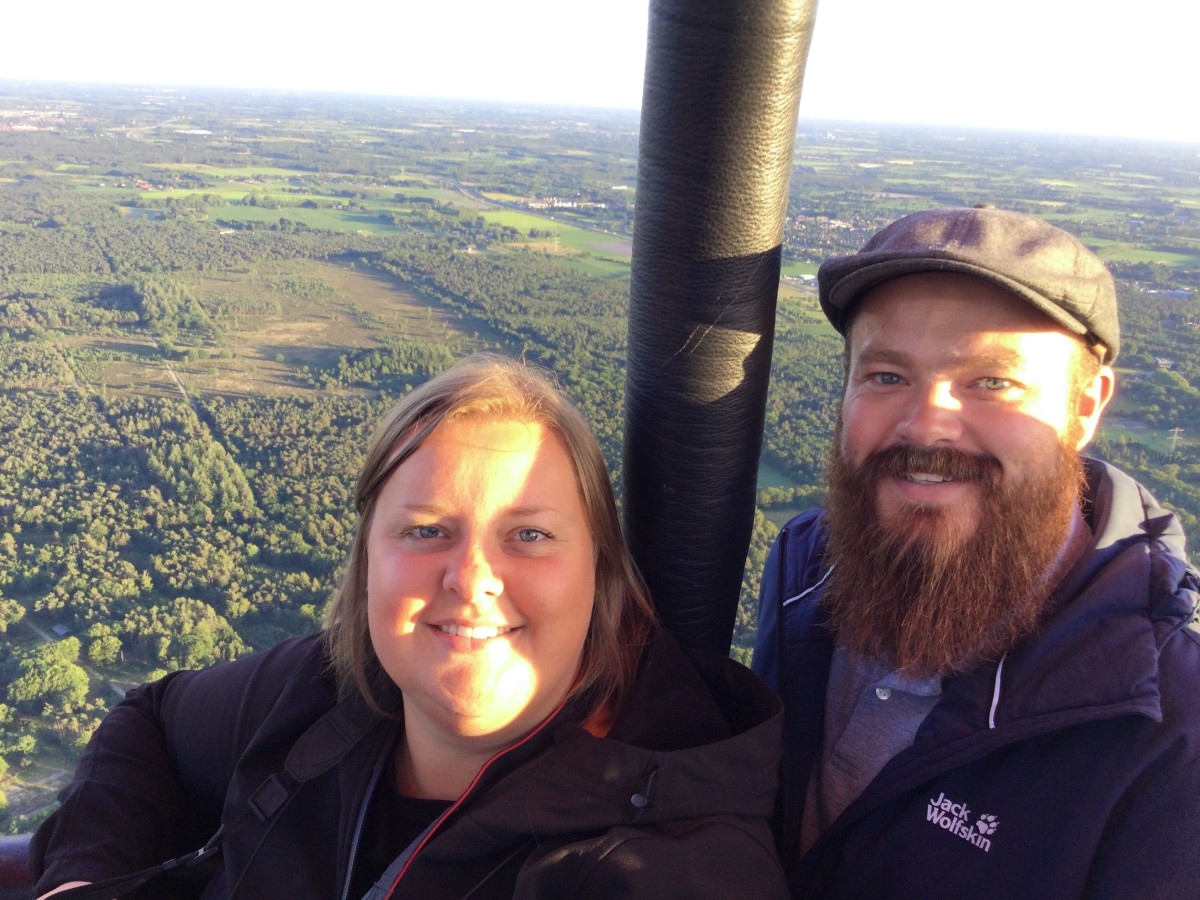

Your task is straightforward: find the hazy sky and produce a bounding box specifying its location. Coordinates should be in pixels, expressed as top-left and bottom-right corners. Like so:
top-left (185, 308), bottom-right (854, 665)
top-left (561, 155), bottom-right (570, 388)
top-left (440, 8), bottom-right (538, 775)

top-left (4, 0), bottom-right (1197, 142)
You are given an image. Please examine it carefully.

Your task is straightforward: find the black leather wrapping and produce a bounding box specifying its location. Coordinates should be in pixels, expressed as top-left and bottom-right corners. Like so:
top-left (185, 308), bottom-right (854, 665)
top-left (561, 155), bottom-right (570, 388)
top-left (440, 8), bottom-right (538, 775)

top-left (624, 0), bottom-right (818, 655)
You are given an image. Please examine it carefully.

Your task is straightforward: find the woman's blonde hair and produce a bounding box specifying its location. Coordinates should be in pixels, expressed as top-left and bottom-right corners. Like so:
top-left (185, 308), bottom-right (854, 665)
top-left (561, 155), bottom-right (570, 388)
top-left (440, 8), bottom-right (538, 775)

top-left (325, 353), bottom-right (658, 719)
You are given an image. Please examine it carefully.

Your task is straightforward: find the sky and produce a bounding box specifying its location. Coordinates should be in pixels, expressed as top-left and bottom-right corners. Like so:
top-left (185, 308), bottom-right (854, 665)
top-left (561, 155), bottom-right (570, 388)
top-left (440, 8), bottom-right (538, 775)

top-left (4, 0), bottom-right (1197, 143)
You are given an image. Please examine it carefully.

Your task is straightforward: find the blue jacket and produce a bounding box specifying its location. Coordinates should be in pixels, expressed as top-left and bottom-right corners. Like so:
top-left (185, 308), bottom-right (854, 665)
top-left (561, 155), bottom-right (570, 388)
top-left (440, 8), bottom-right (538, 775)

top-left (753, 459), bottom-right (1200, 899)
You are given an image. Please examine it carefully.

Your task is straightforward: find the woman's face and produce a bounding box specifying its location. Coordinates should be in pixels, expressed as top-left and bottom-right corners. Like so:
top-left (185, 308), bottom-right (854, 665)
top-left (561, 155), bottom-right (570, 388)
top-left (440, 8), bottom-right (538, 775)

top-left (366, 416), bottom-right (596, 750)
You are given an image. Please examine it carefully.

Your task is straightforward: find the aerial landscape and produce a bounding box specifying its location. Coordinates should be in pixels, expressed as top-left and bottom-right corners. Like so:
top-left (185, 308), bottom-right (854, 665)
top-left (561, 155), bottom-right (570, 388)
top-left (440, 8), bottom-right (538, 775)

top-left (0, 81), bottom-right (1198, 833)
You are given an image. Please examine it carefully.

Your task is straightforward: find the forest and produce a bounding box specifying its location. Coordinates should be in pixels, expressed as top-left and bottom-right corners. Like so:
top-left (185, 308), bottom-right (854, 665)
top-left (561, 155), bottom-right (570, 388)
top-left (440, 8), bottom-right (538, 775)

top-left (0, 84), bottom-right (1198, 828)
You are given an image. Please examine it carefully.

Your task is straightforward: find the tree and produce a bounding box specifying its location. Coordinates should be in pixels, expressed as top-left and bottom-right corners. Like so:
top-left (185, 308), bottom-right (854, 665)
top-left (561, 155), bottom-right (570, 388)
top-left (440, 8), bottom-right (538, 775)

top-left (0, 598), bottom-right (24, 634)
top-left (6, 638), bottom-right (90, 713)
top-left (86, 623), bottom-right (123, 665)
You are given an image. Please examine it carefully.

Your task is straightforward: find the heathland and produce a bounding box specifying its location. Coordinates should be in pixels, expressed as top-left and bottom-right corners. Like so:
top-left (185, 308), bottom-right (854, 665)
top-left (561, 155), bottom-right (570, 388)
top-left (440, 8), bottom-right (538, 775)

top-left (0, 83), bottom-right (1197, 828)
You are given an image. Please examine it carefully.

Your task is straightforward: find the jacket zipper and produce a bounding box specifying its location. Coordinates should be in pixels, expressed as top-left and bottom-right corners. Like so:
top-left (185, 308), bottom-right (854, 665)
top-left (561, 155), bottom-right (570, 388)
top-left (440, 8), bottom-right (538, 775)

top-left (379, 694), bottom-right (572, 898)
top-left (987, 652), bottom-right (1008, 729)
top-left (339, 736), bottom-right (392, 900)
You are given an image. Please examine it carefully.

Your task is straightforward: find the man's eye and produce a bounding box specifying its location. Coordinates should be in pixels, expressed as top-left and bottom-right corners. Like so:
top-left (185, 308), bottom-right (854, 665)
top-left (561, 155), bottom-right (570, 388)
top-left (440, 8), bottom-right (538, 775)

top-left (872, 372), bottom-right (903, 385)
top-left (516, 528), bottom-right (551, 543)
top-left (978, 377), bottom-right (1012, 391)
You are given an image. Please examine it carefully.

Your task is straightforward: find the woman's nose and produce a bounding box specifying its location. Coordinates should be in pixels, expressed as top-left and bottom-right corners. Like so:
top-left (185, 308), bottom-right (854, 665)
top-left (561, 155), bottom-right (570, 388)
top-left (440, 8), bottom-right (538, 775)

top-left (442, 541), bottom-right (503, 600)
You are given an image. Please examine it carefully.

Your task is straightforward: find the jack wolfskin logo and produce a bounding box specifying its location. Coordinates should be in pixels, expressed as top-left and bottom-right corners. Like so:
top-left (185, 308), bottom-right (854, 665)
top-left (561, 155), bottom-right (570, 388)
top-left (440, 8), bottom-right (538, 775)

top-left (975, 813), bottom-right (998, 835)
top-left (926, 792), bottom-right (997, 852)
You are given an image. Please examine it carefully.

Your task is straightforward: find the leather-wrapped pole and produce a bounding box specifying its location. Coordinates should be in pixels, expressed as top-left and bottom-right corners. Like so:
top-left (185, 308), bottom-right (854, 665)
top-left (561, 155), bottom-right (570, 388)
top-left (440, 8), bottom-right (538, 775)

top-left (624, 0), bottom-right (818, 655)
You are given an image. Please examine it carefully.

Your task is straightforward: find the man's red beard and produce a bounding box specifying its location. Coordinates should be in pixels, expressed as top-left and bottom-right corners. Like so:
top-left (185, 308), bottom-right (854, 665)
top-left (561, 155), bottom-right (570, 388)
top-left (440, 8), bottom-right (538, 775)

top-left (822, 437), bottom-right (1085, 677)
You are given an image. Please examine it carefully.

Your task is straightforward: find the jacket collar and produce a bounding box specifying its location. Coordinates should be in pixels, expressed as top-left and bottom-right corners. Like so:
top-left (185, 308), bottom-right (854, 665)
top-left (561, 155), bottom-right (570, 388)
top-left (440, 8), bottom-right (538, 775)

top-left (408, 630), bottom-right (783, 859)
top-left (923, 458), bottom-right (1197, 741)
top-left (284, 631), bottom-right (782, 868)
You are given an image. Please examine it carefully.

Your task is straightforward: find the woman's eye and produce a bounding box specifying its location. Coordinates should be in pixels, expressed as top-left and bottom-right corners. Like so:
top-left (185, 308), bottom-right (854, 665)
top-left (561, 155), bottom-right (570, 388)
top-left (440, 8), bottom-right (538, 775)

top-left (978, 377), bottom-right (1013, 391)
top-left (403, 524), bottom-right (443, 539)
top-left (516, 528), bottom-right (550, 543)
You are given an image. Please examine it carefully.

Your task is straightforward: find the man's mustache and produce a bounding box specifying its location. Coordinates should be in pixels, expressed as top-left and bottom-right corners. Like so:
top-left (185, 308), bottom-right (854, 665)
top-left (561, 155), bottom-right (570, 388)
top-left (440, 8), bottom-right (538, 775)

top-left (858, 444), bottom-right (1004, 486)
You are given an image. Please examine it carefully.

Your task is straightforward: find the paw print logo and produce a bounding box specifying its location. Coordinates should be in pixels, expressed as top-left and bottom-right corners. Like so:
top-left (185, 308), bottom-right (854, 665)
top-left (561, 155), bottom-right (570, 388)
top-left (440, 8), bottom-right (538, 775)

top-left (975, 814), bottom-right (999, 836)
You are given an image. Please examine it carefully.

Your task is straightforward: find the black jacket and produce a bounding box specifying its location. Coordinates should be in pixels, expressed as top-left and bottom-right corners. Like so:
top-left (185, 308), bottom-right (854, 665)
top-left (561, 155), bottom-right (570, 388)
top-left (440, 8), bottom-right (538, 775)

top-left (33, 630), bottom-right (788, 899)
top-left (753, 459), bottom-right (1200, 899)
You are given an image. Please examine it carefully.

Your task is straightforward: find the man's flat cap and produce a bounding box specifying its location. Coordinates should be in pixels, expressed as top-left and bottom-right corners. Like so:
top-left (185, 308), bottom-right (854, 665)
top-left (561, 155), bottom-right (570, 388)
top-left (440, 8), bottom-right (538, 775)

top-left (818, 207), bottom-right (1119, 362)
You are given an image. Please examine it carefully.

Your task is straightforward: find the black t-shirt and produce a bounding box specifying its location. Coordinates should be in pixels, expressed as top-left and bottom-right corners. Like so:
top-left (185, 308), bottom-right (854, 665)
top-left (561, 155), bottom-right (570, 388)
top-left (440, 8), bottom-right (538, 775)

top-left (347, 763), bottom-right (452, 899)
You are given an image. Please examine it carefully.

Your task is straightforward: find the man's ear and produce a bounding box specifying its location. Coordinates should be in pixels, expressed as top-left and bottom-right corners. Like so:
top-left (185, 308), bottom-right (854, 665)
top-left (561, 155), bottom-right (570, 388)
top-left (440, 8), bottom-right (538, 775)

top-left (1074, 366), bottom-right (1115, 451)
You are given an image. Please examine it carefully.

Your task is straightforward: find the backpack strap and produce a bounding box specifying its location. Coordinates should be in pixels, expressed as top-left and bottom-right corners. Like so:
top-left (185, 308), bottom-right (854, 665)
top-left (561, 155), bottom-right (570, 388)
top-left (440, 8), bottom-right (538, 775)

top-left (49, 695), bottom-right (383, 899)
top-left (41, 833), bottom-right (224, 899)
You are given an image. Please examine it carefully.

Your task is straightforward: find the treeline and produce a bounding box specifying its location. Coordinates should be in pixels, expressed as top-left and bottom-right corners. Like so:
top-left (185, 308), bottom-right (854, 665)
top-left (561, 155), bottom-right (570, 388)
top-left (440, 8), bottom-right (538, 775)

top-left (353, 239), bottom-right (631, 462)
top-left (304, 339), bottom-right (458, 391)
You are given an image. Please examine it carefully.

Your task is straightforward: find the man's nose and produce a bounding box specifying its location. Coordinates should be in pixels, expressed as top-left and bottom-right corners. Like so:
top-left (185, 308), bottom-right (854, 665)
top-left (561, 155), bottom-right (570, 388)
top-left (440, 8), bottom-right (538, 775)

top-left (896, 380), bottom-right (963, 446)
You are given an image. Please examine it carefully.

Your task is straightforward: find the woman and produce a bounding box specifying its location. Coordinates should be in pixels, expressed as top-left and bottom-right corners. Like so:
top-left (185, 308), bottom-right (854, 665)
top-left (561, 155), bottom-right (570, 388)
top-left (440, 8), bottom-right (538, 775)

top-left (32, 354), bottom-right (787, 899)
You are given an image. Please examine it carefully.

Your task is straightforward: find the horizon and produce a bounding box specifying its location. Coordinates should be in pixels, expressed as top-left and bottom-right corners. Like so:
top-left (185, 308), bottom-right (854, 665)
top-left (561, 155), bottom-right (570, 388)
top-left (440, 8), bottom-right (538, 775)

top-left (2, 0), bottom-right (1197, 145)
top-left (3, 79), bottom-right (1197, 149)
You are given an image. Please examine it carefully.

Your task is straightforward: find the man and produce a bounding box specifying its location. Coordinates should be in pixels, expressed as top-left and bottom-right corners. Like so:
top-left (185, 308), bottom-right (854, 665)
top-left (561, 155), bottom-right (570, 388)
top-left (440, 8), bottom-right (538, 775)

top-left (753, 207), bottom-right (1200, 898)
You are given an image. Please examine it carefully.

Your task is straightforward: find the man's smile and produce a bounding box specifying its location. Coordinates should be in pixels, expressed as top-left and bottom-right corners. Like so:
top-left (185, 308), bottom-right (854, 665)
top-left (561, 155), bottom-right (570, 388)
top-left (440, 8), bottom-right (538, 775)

top-left (905, 472), bottom-right (955, 485)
